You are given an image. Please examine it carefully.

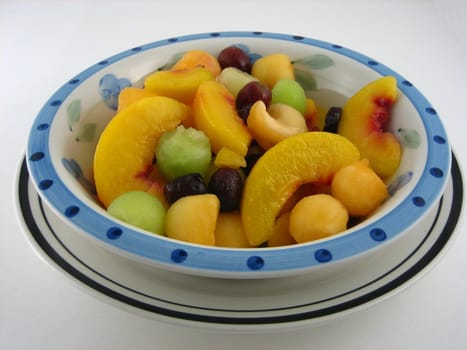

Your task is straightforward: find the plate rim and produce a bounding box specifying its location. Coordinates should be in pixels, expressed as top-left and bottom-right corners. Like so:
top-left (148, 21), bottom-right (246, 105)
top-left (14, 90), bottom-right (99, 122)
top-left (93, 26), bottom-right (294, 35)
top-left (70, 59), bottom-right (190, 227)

top-left (15, 152), bottom-right (464, 329)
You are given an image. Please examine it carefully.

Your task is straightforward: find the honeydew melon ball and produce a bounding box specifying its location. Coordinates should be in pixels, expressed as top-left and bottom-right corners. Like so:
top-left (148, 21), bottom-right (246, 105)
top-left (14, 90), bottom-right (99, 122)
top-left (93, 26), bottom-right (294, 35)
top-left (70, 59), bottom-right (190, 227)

top-left (271, 78), bottom-right (307, 115)
top-left (107, 191), bottom-right (166, 234)
top-left (156, 125), bottom-right (212, 180)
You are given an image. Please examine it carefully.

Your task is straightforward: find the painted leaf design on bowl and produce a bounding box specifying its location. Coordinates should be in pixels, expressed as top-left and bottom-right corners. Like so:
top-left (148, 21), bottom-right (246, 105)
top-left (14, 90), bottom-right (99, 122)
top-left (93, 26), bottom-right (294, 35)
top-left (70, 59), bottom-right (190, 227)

top-left (74, 123), bottom-right (97, 143)
top-left (293, 54), bottom-right (335, 70)
top-left (99, 73), bottom-right (131, 110)
top-left (398, 128), bottom-right (421, 149)
top-left (387, 171), bottom-right (413, 196)
top-left (61, 158), bottom-right (96, 194)
top-left (66, 99), bottom-right (97, 143)
top-left (294, 66), bottom-right (317, 91)
top-left (67, 99), bottom-right (81, 131)
top-left (293, 54), bottom-right (335, 92)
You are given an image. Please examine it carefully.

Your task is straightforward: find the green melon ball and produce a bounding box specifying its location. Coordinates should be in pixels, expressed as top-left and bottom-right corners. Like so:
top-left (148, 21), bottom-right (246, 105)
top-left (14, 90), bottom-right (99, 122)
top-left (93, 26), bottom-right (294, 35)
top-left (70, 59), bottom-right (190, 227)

top-left (156, 125), bottom-right (212, 180)
top-left (107, 191), bottom-right (166, 234)
top-left (271, 78), bottom-right (307, 114)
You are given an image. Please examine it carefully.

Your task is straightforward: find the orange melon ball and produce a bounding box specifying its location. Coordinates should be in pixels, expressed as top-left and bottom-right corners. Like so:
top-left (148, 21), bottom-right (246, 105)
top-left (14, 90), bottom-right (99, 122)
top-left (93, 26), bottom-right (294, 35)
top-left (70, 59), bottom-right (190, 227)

top-left (331, 159), bottom-right (389, 217)
top-left (289, 194), bottom-right (348, 243)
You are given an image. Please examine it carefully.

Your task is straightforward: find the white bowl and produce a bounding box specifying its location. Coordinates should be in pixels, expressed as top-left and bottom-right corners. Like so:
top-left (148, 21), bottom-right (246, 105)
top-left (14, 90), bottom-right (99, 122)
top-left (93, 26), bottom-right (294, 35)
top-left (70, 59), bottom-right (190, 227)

top-left (26, 31), bottom-right (451, 278)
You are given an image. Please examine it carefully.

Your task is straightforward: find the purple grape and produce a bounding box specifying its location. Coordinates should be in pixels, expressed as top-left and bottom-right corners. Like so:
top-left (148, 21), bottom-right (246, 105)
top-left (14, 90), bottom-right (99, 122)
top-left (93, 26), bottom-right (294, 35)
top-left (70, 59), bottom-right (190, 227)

top-left (164, 173), bottom-right (207, 204)
top-left (235, 81), bottom-right (272, 121)
top-left (218, 46), bottom-right (252, 72)
top-left (208, 168), bottom-right (244, 211)
top-left (323, 106), bottom-right (342, 133)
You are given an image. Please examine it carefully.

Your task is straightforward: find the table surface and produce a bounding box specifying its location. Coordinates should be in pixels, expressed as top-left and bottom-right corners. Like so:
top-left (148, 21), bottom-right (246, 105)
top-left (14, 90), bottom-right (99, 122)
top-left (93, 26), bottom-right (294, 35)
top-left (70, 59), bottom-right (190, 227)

top-left (1, 0), bottom-right (466, 349)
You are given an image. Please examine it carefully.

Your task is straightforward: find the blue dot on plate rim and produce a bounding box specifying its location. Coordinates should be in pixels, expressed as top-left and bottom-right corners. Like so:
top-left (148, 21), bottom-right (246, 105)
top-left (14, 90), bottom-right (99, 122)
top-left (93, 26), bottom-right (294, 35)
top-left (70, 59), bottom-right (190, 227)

top-left (370, 228), bottom-right (387, 242)
top-left (412, 196), bottom-right (426, 207)
top-left (171, 249), bottom-right (188, 263)
top-left (29, 152), bottom-right (44, 161)
top-left (39, 179), bottom-right (53, 190)
top-left (315, 249), bottom-right (333, 263)
top-left (64, 205), bottom-right (80, 217)
top-left (247, 256), bottom-right (264, 270)
top-left (107, 227), bottom-right (123, 240)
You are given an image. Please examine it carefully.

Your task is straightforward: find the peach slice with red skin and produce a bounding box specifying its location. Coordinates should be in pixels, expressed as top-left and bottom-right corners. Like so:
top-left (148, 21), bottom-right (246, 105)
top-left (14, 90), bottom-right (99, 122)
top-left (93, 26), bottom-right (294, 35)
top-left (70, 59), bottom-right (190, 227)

top-left (171, 50), bottom-right (221, 77)
top-left (338, 76), bottom-right (401, 179)
top-left (93, 96), bottom-right (190, 208)
top-left (241, 131), bottom-right (360, 246)
top-left (193, 80), bottom-right (252, 157)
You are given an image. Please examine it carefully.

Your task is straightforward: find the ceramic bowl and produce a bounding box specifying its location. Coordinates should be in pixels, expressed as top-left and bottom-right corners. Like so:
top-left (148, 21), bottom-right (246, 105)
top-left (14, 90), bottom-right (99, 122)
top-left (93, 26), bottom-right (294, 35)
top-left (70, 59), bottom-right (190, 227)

top-left (26, 31), bottom-right (451, 278)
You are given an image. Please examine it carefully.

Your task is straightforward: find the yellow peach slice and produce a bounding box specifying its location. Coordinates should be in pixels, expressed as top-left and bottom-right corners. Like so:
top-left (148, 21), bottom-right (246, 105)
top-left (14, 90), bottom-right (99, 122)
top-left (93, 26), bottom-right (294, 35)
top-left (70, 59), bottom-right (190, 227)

top-left (338, 76), bottom-right (401, 179)
top-left (193, 81), bottom-right (252, 156)
top-left (117, 87), bottom-right (158, 112)
top-left (251, 53), bottom-right (295, 89)
top-left (214, 212), bottom-right (253, 248)
top-left (144, 66), bottom-right (214, 104)
top-left (166, 194), bottom-right (220, 246)
top-left (241, 131), bottom-right (360, 246)
top-left (247, 101), bottom-right (307, 150)
top-left (94, 96), bottom-right (190, 208)
top-left (171, 50), bottom-right (221, 77)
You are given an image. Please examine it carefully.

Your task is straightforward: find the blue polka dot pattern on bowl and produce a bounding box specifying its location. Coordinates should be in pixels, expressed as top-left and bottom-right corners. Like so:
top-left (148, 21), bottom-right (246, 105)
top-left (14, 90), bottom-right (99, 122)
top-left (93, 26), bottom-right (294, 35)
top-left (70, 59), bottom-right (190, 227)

top-left (26, 31), bottom-right (451, 277)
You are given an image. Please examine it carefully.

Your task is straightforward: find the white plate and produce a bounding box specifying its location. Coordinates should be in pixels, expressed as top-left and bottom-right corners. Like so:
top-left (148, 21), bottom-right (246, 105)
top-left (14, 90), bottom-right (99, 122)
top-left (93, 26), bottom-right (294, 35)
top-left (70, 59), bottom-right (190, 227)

top-left (15, 154), bottom-right (463, 332)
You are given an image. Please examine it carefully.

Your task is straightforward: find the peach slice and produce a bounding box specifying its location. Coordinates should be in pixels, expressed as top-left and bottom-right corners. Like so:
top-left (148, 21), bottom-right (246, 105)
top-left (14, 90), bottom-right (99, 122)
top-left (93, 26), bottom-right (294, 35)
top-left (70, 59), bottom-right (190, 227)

top-left (241, 131), bottom-right (360, 246)
top-left (166, 194), bottom-right (220, 246)
top-left (251, 53), bottom-right (295, 89)
top-left (338, 76), bottom-right (401, 179)
top-left (247, 101), bottom-right (307, 150)
top-left (193, 80), bottom-right (252, 157)
top-left (144, 66), bottom-right (214, 105)
top-left (117, 87), bottom-right (158, 112)
top-left (94, 96), bottom-right (190, 208)
top-left (171, 50), bottom-right (221, 77)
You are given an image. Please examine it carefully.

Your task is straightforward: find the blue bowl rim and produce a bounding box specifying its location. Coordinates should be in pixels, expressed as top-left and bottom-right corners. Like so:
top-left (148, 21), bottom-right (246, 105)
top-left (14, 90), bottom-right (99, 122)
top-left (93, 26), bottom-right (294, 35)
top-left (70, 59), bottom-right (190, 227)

top-left (26, 31), bottom-right (451, 277)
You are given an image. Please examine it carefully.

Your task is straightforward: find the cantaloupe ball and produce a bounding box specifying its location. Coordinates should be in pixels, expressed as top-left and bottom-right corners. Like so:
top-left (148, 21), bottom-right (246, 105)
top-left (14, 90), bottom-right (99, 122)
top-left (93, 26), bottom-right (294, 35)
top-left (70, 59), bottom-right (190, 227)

top-left (331, 159), bottom-right (389, 217)
top-left (214, 212), bottom-right (253, 248)
top-left (165, 194), bottom-right (219, 246)
top-left (289, 194), bottom-right (348, 243)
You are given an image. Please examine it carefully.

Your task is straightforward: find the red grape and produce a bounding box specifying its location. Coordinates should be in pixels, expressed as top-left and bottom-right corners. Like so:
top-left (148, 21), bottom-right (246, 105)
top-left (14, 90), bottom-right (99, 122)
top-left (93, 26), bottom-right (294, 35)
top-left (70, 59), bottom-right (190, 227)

top-left (235, 81), bottom-right (272, 121)
top-left (218, 46), bottom-right (252, 72)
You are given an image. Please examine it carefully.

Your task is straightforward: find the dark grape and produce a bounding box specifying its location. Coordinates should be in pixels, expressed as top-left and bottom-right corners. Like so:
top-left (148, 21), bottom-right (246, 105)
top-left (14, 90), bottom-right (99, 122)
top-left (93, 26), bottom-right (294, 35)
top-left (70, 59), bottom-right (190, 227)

top-left (218, 46), bottom-right (251, 72)
top-left (235, 81), bottom-right (272, 122)
top-left (323, 106), bottom-right (342, 133)
top-left (208, 168), bottom-right (244, 211)
top-left (244, 142), bottom-right (265, 175)
top-left (164, 173), bottom-right (208, 204)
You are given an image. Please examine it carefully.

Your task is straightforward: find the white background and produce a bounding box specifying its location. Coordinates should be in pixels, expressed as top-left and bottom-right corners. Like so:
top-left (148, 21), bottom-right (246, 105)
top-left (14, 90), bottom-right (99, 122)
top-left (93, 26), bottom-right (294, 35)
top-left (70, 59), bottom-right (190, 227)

top-left (1, 0), bottom-right (466, 349)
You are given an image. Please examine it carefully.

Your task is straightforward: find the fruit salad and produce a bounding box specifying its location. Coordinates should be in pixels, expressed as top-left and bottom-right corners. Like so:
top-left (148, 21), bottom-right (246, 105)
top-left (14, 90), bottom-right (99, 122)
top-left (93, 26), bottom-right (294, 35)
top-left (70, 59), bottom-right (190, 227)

top-left (93, 45), bottom-right (401, 248)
